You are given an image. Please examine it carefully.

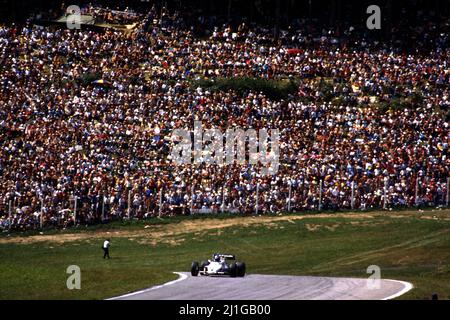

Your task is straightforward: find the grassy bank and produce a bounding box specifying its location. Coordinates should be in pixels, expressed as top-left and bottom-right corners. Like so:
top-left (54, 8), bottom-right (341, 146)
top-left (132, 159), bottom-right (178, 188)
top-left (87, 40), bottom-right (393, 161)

top-left (0, 210), bottom-right (449, 299)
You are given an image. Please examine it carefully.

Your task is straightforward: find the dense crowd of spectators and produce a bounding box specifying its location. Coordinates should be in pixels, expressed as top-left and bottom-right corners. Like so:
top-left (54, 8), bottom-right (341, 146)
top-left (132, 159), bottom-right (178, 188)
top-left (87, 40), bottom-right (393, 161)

top-left (0, 5), bottom-right (448, 231)
top-left (87, 5), bottom-right (143, 25)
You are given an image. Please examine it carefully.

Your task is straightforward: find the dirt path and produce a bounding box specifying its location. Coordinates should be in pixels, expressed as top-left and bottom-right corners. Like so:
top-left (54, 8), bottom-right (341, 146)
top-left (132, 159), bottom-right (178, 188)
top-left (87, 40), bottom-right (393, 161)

top-left (1, 209), bottom-right (449, 245)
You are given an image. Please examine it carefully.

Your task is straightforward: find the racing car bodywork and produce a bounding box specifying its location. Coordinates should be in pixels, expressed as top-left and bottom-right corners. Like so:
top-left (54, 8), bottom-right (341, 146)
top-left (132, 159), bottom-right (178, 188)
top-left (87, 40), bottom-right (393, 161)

top-left (191, 253), bottom-right (246, 277)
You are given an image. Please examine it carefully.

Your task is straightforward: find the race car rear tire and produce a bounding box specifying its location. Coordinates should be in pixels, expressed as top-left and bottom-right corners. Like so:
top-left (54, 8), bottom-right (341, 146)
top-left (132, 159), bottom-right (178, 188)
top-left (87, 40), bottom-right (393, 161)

top-left (191, 261), bottom-right (200, 276)
top-left (229, 262), bottom-right (237, 277)
top-left (236, 262), bottom-right (246, 277)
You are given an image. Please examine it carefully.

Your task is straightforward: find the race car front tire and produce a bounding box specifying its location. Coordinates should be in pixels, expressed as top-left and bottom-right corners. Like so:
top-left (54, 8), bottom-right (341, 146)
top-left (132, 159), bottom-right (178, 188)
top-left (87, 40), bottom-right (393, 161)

top-left (191, 261), bottom-right (200, 276)
top-left (200, 261), bottom-right (209, 271)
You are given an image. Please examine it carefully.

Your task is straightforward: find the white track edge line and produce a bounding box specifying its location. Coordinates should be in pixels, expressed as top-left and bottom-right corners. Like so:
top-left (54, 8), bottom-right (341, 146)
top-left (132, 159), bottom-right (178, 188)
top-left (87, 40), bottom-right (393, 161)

top-left (381, 279), bottom-right (414, 300)
top-left (106, 272), bottom-right (188, 300)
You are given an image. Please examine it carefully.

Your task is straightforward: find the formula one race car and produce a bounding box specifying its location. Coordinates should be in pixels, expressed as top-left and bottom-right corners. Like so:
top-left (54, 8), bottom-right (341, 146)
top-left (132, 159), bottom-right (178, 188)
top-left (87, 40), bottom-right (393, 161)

top-left (191, 253), bottom-right (246, 277)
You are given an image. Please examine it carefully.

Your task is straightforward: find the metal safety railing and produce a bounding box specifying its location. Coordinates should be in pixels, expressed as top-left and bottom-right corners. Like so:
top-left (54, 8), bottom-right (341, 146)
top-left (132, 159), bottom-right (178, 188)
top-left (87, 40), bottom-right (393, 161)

top-left (1, 176), bottom-right (449, 231)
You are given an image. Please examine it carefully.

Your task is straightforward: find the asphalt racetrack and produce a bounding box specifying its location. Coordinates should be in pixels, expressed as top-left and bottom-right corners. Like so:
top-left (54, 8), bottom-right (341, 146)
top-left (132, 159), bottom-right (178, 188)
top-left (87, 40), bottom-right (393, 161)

top-left (109, 272), bottom-right (413, 300)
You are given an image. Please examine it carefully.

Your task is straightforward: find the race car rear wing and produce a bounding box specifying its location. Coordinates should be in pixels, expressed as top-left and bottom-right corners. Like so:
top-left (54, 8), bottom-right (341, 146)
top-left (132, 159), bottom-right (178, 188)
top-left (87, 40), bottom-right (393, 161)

top-left (218, 254), bottom-right (236, 260)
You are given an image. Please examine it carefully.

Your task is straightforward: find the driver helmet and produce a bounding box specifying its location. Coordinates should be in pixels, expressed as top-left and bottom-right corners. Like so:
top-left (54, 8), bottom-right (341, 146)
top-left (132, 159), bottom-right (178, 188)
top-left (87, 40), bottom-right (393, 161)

top-left (213, 253), bottom-right (220, 262)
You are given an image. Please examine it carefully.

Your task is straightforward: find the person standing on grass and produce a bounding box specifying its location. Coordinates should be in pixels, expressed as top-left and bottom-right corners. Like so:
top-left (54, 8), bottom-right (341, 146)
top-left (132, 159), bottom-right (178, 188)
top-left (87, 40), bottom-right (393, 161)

top-left (102, 239), bottom-right (111, 259)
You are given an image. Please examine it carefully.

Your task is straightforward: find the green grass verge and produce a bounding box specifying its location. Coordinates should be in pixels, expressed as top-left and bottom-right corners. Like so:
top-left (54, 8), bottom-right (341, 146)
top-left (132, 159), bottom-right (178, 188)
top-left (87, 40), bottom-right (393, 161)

top-left (0, 211), bottom-right (449, 300)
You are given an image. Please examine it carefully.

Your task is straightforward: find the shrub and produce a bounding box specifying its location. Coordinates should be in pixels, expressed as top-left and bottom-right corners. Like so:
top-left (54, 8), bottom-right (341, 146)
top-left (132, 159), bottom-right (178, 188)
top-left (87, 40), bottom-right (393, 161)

top-left (77, 72), bottom-right (102, 86)
top-left (191, 77), bottom-right (299, 100)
